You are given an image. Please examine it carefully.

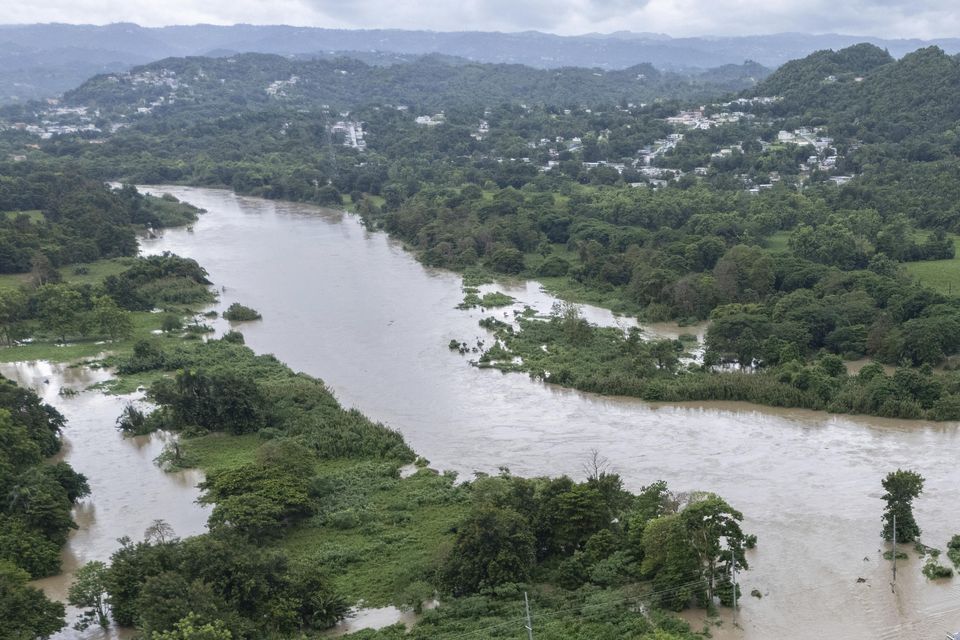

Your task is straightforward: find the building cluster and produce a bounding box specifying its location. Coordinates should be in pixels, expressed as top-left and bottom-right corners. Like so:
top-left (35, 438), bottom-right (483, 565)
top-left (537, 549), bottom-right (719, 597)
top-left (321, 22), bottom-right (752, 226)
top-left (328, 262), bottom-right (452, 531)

top-left (775, 127), bottom-right (833, 151)
top-left (122, 69), bottom-right (182, 90)
top-left (639, 133), bottom-right (684, 166)
top-left (722, 96), bottom-right (782, 107)
top-left (774, 127), bottom-right (854, 184)
top-left (415, 114), bottom-right (445, 126)
top-left (653, 100), bottom-right (860, 193)
top-left (1, 104), bottom-right (102, 140)
top-left (96, 68), bottom-right (187, 114)
top-left (330, 119), bottom-right (366, 150)
top-left (134, 94), bottom-right (177, 115)
top-left (470, 120), bottom-right (490, 141)
top-left (665, 107), bottom-right (752, 130)
top-left (266, 75), bottom-right (300, 98)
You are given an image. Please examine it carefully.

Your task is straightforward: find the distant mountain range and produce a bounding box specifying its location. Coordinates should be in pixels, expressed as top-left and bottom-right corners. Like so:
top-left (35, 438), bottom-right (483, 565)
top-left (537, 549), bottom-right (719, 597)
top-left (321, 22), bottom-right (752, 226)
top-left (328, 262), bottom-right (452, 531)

top-left (2, 23), bottom-right (960, 103)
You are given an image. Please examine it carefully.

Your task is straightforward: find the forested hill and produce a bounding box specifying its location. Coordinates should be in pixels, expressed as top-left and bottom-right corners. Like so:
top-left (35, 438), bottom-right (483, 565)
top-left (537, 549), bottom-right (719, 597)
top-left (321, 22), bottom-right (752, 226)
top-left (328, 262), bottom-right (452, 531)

top-left (61, 53), bottom-right (768, 113)
top-left (751, 44), bottom-right (960, 141)
top-left (750, 43), bottom-right (894, 101)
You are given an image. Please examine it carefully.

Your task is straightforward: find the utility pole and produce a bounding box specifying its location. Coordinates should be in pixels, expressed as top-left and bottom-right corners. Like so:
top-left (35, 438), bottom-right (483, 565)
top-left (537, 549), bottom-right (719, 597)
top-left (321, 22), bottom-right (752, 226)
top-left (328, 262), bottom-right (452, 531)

top-left (891, 513), bottom-right (897, 593)
top-left (730, 548), bottom-right (738, 625)
top-left (524, 591), bottom-right (534, 640)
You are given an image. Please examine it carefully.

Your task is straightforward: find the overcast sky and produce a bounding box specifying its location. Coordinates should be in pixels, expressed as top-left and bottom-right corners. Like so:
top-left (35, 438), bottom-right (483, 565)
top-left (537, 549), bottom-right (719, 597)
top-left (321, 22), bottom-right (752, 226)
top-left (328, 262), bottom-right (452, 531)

top-left (2, 0), bottom-right (960, 39)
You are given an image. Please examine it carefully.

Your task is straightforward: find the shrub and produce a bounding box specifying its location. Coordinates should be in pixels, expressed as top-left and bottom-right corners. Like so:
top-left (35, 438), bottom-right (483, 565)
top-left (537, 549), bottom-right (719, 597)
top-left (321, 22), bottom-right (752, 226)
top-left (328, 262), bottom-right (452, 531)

top-left (115, 404), bottom-right (149, 435)
top-left (538, 256), bottom-right (570, 277)
top-left (161, 314), bottom-right (183, 333)
top-left (922, 559), bottom-right (953, 580)
top-left (947, 534), bottom-right (960, 568)
top-left (223, 303), bottom-right (262, 322)
top-left (221, 330), bottom-right (245, 344)
top-left (485, 247), bottom-right (525, 274)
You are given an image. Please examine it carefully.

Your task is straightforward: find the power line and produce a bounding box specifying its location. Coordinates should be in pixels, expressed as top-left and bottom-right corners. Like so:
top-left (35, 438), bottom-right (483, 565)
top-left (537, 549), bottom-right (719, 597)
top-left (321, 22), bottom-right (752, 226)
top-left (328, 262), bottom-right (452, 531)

top-left (891, 512), bottom-right (897, 593)
top-left (731, 547), bottom-right (738, 626)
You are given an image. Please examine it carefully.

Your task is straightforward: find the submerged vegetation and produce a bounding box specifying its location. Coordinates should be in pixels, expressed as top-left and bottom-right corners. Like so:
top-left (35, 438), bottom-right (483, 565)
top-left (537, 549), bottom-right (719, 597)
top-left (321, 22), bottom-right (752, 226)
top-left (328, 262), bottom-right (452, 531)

top-left (469, 303), bottom-right (960, 420)
top-left (0, 251), bottom-right (215, 363)
top-left (457, 288), bottom-right (514, 309)
top-left (222, 302), bottom-right (262, 322)
top-left (947, 535), bottom-right (960, 569)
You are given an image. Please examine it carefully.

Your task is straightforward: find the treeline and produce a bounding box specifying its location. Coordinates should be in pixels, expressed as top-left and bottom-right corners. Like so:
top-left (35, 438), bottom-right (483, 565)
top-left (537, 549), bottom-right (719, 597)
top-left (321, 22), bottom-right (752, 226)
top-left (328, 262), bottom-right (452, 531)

top-left (93, 527), bottom-right (348, 638)
top-left (377, 181), bottom-right (960, 365)
top-left (442, 471), bottom-right (750, 612)
top-left (0, 377), bottom-right (90, 637)
top-left (0, 169), bottom-right (200, 274)
top-left (475, 305), bottom-right (960, 421)
top-left (0, 252), bottom-right (214, 345)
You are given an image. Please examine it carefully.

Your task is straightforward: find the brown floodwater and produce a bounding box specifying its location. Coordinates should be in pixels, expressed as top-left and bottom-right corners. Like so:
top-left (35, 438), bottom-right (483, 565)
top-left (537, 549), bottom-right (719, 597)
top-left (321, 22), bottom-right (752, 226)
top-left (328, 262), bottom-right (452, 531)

top-left (0, 361), bottom-right (209, 639)
top-left (49, 184), bottom-right (950, 639)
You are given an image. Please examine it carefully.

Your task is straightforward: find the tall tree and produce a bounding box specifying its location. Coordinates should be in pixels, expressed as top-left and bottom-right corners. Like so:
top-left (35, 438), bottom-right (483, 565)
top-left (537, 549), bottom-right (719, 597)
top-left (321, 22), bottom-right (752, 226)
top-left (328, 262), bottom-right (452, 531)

top-left (93, 295), bottom-right (133, 341)
top-left (440, 504), bottom-right (535, 595)
top-left (881, 469), bottom-right (925, 543)
top-left (640, 514), bottom-right (705, 611)
top-left (35, 285), bottom-right (87, 343)
top-left (68, 561), bottom-right (111, 630)
top-left (681, 494), bottom-right (748, 603)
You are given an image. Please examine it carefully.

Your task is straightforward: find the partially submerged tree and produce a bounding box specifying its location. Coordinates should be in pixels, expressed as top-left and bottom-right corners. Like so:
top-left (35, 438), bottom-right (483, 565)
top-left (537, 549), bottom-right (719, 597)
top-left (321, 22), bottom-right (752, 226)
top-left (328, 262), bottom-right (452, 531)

top-left (881, 469), bottom-right (925, 542)
top-left (681, 494), bottom-right (748, 604)
top-left (68, 560), bottom-right (111, 630)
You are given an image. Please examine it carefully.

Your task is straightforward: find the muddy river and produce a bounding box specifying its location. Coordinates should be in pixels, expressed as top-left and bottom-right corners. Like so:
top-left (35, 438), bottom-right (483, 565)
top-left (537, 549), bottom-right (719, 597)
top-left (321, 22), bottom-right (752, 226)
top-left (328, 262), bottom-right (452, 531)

top-left (13, 185), bottom-right (959, 639)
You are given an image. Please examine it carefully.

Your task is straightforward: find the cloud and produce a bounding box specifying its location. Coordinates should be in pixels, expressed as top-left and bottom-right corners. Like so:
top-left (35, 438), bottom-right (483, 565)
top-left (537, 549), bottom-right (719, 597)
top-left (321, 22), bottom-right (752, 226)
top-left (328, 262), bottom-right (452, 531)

top-left (2, 0), bottom-right (960, 39)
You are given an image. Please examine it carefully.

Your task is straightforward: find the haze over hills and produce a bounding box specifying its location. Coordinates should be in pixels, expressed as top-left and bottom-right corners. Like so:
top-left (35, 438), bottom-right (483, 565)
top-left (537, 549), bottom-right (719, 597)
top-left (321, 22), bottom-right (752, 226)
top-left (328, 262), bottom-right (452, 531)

top-left (2, 22), bottom-right (960, 103)
top-left (51, 53), bottom-right (769, 117)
